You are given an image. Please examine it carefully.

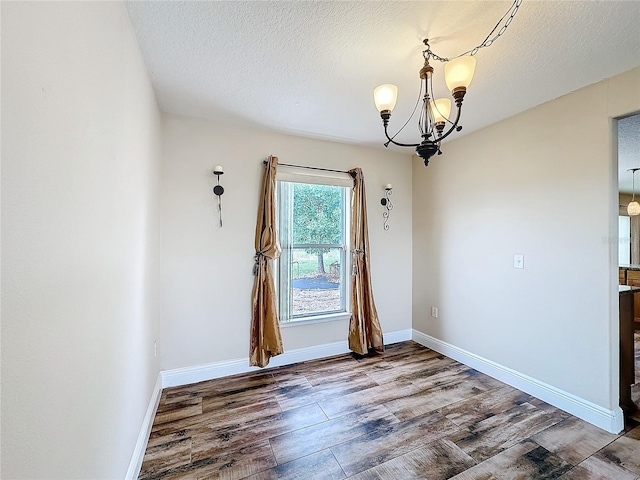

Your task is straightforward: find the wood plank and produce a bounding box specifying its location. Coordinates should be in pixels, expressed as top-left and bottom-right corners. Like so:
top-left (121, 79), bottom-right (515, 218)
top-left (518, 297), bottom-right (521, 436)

top-left (143, 440), bottom-right (276, 480)
top-left (366, 353), bottom-right (449, 385)
top-left (268, 354), bottom-right (358, 378)
top-left (381, 346), bottom-right (443, 367)
top-left (317, 380), bottom-right (421, 418)
top-left (330, 410), bottom-right (460, 476)
top-left (530, 416), bottom-right (620, 465)
top-left (366, 356), bottom-right (468, 388)
top-left (202, 374), bottom-right (311, 413)
top-left (347, 439), bottom-right (476, 480)
top-left (385, 370), bottom-right (504, 421)
top-left (275, 374), bottom-right (380, 411)
top-left (439, 385), bottom-right (532, 427)
top-left (560, 455), bottom-right (640, 480)
top-left (245, 449), bottom-right (346, 480)
top-left (302, 359), bottom-right (392, 387)
top-left (153, 402), bottom-right (202, 426)
top-left (191, 403), bottom-right (328, 462)
top-left (449, 440), bottom-right (573, 480)
top-left (593, 425), bottom-right (640, 476)
top-left (138, 437), bottom-right (192, 480)
top-left (146, 425), bottom-right (210, 450)
top-left (269, 404), bottom-right (399, 465)
top-left (449, 402), bottom-right (566, 462)
top-left (150, 398), bottom-right (282, 439)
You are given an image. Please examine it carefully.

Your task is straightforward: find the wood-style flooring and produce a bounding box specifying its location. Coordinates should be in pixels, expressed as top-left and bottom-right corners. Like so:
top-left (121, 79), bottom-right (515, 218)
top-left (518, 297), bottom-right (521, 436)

top-left (139, 341), bottom-right (640, 479)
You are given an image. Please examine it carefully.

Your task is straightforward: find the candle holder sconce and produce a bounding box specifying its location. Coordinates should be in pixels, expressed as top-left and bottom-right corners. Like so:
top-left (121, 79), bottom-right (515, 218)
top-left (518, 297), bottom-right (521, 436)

top-left (212, 165), bottom-right (224, 227)
top-left (381, 184), bottom-right (393, 231)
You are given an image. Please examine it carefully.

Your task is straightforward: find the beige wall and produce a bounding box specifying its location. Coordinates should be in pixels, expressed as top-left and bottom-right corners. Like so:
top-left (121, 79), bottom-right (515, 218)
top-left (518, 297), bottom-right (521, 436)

top-left (1, 2), bottom-right (162, 478)
top-left (413, 67), bottom-right (640, 411)
top-left (159, 115), bottom-right (412, 370)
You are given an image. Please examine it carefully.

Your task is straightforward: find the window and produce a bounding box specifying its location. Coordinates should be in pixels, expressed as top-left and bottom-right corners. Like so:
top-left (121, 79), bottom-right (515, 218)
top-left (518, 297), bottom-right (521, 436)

top-left (276, 170), bottom-right (351, 324)
top-left (620, 215), bottom-right (631, 264)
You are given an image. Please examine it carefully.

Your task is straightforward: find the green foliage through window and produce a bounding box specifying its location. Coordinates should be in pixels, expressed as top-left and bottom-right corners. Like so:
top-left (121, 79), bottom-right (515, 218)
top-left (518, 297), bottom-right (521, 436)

top-left (292, 184), bottom-right (342, 274)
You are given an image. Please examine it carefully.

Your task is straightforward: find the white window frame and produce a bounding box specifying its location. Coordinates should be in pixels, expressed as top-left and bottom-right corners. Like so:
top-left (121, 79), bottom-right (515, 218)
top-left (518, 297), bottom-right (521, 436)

top-left (275, 166), bottom-right (352, 326)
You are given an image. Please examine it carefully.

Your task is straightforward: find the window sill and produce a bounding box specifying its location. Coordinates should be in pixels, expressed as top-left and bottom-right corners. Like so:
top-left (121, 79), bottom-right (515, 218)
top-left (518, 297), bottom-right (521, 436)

top-left (280, 312), bottom-right (351, 328)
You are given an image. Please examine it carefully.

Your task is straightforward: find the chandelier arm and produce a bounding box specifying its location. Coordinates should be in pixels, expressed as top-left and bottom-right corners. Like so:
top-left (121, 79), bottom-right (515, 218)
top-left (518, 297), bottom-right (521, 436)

top-left (384, 125), bottom-right (420, 147)
top-left (387, 78), bottom-right (424, 143)
top-left (433, 104), bottom-right (463, 143)
top-left (428, 72), bottom-right (455, 128)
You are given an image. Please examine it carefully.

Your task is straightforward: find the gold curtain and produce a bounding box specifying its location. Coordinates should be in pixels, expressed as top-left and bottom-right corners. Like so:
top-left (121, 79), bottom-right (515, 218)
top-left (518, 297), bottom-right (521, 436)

top-left (348, 168), bottom-right (384, 355)
top-left (250, 156), bottom-right (284, 367)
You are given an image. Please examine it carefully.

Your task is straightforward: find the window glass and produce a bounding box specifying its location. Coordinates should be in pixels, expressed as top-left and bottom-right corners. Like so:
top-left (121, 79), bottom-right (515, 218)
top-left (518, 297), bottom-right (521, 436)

top-left (619, 215), bottom-right (631, 265)
top-left (277, 181), bottom-right (349, 323)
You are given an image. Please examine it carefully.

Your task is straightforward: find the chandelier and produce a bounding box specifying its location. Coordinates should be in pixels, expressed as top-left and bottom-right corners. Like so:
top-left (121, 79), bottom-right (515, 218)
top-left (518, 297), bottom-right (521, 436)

top-left (373, 0), bottom-right (522, 167)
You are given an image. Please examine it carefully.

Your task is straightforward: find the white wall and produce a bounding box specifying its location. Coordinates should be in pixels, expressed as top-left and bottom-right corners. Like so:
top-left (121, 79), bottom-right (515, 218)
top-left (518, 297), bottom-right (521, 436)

top-left (1, 2), bottom-right (161, 478)
top-left (413, 67), bottom-right (640, 412)
top-left (159, 115), bottom-right (412, 370)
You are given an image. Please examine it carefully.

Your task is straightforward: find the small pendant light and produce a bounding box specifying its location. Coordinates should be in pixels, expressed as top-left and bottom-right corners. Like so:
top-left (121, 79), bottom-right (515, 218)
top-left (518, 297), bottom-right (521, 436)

top-left (628, 168), bottom-right (640, 216)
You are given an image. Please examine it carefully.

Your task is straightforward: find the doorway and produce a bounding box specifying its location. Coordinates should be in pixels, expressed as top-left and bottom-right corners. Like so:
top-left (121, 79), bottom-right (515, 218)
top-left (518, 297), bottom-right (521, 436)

top-left (617, 112), bottom-right (640, 423)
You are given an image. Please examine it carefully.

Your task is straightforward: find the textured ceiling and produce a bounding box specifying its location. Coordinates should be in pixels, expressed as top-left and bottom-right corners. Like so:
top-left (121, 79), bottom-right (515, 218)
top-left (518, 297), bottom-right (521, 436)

top-left (125, 1), bottom-right (640, 152)
top-left (618, 114), bottom-right (640, 195)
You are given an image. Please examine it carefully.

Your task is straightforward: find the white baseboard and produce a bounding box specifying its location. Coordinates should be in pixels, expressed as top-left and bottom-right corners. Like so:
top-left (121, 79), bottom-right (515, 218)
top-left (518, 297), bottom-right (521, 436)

top-left (161, 328), bottom-right (413, 389)
top-left (383, 328), bottom-right (413, 345)
top-left (411, 329), bottom-right (624, 434)
top-left (126, 373), bottom-right (163, 480)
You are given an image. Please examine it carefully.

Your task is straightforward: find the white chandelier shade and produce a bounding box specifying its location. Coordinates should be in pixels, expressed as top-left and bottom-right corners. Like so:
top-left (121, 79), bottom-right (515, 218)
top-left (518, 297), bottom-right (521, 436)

top-left (429, 98), bottom-right (452, 124)
top-left (444, 56), bottom-right (477, 92)
top-left (373, 84), bottom-right (398, 113)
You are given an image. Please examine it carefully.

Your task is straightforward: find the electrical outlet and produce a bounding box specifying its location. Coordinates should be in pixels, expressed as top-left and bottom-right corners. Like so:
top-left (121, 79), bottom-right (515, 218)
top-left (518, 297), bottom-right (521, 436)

top-left (514, 254), bottom-right (524, 269)
top-left (431, 307), bottom-right (439, 318)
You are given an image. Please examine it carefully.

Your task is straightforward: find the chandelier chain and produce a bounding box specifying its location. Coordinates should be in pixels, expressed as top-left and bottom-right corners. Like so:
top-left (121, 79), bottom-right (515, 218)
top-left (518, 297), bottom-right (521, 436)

top-left (424, 0), bottom-right (522, 62)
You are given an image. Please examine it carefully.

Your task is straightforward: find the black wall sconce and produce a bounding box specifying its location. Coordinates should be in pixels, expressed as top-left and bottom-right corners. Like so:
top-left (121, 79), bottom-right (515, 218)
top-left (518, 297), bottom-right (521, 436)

top-left (381, 184), bottom-right (393, 231)
top-left (212, 165), bottom-right (224, 227)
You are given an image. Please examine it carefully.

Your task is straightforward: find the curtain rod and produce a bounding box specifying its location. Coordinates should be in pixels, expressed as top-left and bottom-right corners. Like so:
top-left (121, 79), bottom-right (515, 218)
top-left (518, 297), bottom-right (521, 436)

top-left (263, 160), bottom-right (356, 177)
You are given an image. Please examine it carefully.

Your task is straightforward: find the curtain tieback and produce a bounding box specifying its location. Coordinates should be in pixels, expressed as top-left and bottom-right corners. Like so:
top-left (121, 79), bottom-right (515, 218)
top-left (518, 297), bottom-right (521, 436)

top-left (351, 248), bottom-right (364, 275)
top-left (253, 252), bottom-right (267, 276)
